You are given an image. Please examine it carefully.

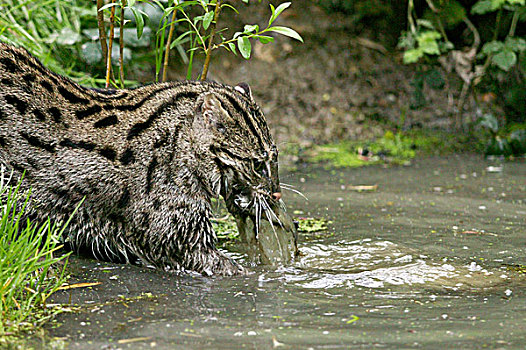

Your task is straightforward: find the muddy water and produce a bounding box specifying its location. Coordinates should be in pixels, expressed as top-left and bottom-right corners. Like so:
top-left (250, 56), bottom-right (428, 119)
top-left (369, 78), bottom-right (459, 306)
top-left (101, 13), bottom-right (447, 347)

top-left (46, 155), bottom-right (525, 349)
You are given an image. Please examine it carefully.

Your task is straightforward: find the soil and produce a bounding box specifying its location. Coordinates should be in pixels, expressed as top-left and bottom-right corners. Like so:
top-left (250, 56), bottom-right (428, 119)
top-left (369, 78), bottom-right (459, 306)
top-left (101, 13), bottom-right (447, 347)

top-left (164, 1), bottom-right (470, 153)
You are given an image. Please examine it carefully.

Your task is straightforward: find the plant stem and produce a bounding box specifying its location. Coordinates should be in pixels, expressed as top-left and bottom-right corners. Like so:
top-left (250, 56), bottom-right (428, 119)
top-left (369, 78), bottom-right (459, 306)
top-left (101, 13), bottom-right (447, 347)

top-left (424, 0), bottom-right (449, 42)
top-left (456, 81), bottom-right (470, 130)
top-left (180, 10), bottom-right (207, 52)
top-left (186, 31), bottom-right (196, 80)
top-left (508, 10), bottom-right (519, 37)
top-left (214, 28), bottom-right (269, 51)
top-left (96, 0), bottom-right (110, 69)
top-left (493, 7), bottom-right (502, 41)
top-left (162, 3), bottom-right (179, 82)
top-left (407, 0), bottom-right (416, 34)
top-left (105, 5), bottom-right (116, 89)
top-left (463, 17), bottom-right (480, 48)
top-left (119, 0), bottom-right (126, 88)
top-left (201, 0), bottom-right (221, 81)
top-left (480, 7), bottom-right (503, 81)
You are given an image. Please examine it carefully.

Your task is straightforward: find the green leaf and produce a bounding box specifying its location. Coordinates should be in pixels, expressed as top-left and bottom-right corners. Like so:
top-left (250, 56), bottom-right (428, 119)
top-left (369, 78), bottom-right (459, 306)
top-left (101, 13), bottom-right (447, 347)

top-left (416, 19), bottom-right (435, 29)
top-left (169, 30), bottom-right (192, 49)
top-left (397, 31), bottom-right (415, 49)
top-left (269, 2), bottom-right (291, 26)
top-left (256, 35), bottom-right (274, 44)
top-left (492, 50), bottom-right (517, 71)
top-left (403, 48), bottom-right (424, 64)
top-left (440, 41), bottom-right (455, 51)
top-left (221, 3), bottom-right (239, 13)
top-left (228, 42), bottom-right (237, 55)
top-left (237, 36), bottom-right (251, 59)
top-left (242, 0), bottom-right (249, 3)
top-left (416, 31), bottom-right (441, 55)
top-left (267, 26), bottom-right (303, 42)
top-left (193, 15), bottom-right (204, 25)
top-left (505, 37), bottom-right (526, 52)
top-left (130, 7), bottom-right (144, 38)
top-left (203, 11), bottom-right (214, 30)
top-left (244, 24), bottom-right (259, 33)
top-left (471, 0), bottom-right (492, 14)
top-left (471, 0), bottom-right (504, 14)
top-left (482, 41), bottom-right (505, 54)
top-left (505, 0), bottom-right (525, 4)
top-left (98, 2), bottom-right (120, 12)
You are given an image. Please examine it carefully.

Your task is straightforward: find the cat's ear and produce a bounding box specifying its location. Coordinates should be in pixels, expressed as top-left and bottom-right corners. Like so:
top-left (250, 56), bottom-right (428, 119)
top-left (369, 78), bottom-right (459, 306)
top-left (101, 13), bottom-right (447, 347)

top-left (234, 82), bottom-right (252, 98)
top-left (202, 93), bottom-right (221, 121)
top-left (200, 93), bottom-right (231, 133)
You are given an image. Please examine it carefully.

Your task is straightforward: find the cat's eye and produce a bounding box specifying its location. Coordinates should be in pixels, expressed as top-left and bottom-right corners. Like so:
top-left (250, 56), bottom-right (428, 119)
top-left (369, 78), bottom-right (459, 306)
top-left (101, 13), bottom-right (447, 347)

top-left (253, 160), bottom-right (267, 176)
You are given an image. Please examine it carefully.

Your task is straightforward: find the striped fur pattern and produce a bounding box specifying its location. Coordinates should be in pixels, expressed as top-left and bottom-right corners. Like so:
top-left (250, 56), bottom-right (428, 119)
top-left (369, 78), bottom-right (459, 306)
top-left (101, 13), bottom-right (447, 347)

top-left (0, 43), bottom-right (281, 275)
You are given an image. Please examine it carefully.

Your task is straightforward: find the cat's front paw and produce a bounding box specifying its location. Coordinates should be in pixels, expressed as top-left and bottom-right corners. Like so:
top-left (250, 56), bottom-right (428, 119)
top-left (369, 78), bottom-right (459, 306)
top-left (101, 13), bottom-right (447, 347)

top-left (201, 253), bottom-right (246, 276)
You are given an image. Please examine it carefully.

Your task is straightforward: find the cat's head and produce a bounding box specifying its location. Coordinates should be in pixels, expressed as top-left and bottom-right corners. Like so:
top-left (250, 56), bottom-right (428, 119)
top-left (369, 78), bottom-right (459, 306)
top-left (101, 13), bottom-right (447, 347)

top-left (193, 82), bottom-right (282, 219)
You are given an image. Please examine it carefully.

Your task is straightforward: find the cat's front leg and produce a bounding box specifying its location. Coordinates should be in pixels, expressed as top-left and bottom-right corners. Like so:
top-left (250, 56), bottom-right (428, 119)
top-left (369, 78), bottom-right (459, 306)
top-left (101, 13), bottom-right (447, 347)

top-left (130, 198), bottom-right (244, 276)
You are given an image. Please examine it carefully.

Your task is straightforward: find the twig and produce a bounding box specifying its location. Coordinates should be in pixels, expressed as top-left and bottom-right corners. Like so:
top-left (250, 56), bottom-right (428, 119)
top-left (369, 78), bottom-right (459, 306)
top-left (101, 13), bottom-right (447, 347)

top-left (105, 5), bottom-right (116, 89)
top-left (424, 0), bottom-right (449, 42)
top-left (119, 0), bottom-right (126, 88)
top-left (201, 0), bottom-right (221, 81)
top-left (464, 17), bottom-right (480, 48)
top-left (509, 10), bottom-right (519, 37)
top-left (180, 11), bottom-right (207, 52)
top-left (97, 0), bottom-right (110, 67)
top-left (456, 81), bottom-right (470, 130)
top-left (407, 0), bottom-right (416, 34)
top-left (454, 18), bottom-right (480, 129)
top-left (162, 2), bottom-right (179, 82)
top-left (355, 37), bottom-right (387, 54)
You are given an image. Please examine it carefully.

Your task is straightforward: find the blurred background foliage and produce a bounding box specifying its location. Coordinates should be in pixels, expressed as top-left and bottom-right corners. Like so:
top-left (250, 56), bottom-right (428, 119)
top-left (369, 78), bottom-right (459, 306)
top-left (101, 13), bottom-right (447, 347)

top-left (0, 0), bottom-right (524, 157)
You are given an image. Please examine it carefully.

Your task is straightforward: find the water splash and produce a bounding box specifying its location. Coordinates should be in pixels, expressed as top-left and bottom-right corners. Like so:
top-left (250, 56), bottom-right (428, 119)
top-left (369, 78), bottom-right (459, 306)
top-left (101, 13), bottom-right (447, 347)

top-left (260, 240), bottom-right (506, 291)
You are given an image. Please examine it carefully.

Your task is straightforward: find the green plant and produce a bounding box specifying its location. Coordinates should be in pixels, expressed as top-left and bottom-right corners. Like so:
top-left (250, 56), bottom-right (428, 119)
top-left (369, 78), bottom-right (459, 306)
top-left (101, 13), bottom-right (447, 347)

top-left (1, 1), bottom-right (302, 88)
top-left (306, 129), bottom-right (467, 168)
top-left (0, 172), bottom-right (77, 339)
top-left (478, 113), bottom-right (526, 156)
top-left (398, 0), bottom-right (525, 129)
top-left (0, 0), bottom-right (94, 81)
top-left (211, 213), bottom-right (239, 242)
top-left (97, 0), bottom-right (303, 85)
top-left (308, 131), bottom-right (422, 168)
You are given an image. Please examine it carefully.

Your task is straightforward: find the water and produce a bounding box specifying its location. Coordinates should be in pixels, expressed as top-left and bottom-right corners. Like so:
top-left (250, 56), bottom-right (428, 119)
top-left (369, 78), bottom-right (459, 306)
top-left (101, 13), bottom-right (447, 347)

top-left (45, 155), bottom-right (525, 349)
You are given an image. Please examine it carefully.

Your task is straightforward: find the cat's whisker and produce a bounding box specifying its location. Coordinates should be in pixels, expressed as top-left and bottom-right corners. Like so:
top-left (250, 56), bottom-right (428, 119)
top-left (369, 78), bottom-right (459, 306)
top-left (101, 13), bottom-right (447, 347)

top-left (261, 197), bottom-right (284, 229)
top-left (281, 186), bottom-right (308, 201)
top-left (280, 182), bottom-right (295, 188)
top-left (254, 196), bottom-right (261, 239)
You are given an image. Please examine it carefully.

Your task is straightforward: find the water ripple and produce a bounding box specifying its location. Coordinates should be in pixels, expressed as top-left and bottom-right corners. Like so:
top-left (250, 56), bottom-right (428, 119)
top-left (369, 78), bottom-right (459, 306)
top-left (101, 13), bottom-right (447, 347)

top-left (261, 240), bottom-right (506, 291)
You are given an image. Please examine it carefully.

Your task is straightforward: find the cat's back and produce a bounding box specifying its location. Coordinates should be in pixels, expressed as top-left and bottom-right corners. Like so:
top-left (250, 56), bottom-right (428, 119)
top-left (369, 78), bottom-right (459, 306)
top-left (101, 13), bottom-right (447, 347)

top-left (0, 43), bottom-right (132, 182)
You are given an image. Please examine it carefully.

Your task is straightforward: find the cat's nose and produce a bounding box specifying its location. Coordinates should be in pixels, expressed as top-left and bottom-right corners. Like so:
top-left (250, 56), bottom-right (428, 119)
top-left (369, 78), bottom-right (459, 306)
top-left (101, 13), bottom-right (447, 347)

top-left (272, 192), bottom-right (282, 201)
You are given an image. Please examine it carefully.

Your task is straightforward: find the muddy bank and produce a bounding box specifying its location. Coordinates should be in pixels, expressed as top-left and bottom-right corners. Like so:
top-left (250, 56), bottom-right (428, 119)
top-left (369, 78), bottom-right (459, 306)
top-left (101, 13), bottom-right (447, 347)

top-left (162, 1), bottom-right (469, 150)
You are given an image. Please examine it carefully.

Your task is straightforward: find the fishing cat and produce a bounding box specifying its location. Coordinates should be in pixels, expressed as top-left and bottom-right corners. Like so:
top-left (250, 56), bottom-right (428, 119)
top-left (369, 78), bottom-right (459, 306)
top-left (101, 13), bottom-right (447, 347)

top-left (0, 43), bottom-right (283, 275)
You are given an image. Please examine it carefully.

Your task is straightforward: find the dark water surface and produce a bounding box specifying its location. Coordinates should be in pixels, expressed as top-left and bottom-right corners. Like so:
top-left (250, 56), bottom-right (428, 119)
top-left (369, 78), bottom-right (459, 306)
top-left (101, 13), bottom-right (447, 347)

top-left (45, 155), bottom-right (526, 349)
